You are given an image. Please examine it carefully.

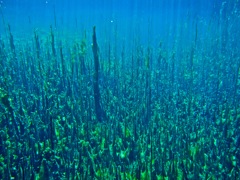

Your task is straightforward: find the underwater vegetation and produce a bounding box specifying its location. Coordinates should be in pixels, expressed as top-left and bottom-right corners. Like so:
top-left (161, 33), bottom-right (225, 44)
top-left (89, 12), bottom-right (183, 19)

top-left (0, 3), bottom-right (240, 180)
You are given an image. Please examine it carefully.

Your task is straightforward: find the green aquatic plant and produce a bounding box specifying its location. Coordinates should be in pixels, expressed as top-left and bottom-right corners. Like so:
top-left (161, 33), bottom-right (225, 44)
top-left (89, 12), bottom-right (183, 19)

top-left (0, 13), bottom-right (239, 178)
top-left (7, 24), bottom-right (15, 54)
top-left (50, 26), bottom-right (56, 57)
top-left (34, 29), bottom-right (41, 59)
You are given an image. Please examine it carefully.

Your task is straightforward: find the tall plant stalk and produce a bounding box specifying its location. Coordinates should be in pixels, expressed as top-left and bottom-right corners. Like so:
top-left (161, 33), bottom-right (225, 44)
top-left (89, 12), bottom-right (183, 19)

top-left (92, 26), bottom-right (107, 122)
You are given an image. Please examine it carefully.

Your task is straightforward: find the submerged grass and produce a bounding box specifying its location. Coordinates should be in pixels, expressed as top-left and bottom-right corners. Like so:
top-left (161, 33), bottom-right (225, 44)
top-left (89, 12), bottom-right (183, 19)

top-left (0, 12), bottom-right (240, 180)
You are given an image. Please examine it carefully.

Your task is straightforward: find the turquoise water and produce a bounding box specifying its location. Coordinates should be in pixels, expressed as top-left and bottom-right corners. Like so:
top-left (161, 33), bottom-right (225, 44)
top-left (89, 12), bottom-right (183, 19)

top-left (1, 0), bottom-right (218, 46)
top-left (0, 0), bottom-right (239, 179)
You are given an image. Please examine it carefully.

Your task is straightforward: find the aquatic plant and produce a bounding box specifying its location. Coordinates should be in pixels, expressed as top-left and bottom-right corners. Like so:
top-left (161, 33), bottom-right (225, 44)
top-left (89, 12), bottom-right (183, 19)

top-left (92, 26), bottom-right (107, 122)
top-left (0, 2), bottom-right (239, 178)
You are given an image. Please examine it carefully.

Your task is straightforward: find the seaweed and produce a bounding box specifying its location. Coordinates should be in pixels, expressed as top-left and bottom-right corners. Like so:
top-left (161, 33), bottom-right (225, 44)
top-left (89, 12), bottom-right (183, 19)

top-left (34, 29), bottom-right (40, 59)
top-left (8, 24), bottom-right (15, 55)
top-left (0, 6), bottom-right (239, 178)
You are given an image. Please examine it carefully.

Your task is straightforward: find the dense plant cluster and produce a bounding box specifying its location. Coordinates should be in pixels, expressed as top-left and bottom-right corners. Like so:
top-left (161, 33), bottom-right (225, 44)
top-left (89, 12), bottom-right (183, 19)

top-left (0, 17), bottom-right (240, 180)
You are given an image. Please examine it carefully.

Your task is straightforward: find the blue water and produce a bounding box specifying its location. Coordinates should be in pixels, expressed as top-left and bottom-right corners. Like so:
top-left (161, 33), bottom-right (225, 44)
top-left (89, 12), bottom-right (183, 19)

top-left (0, 0), bottom-right (240, 179)
top-left (0, 0), bottom-right (225, 47)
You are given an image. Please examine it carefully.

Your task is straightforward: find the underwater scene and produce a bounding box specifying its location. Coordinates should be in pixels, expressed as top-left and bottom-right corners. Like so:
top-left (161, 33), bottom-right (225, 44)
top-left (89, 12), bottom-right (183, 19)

top-left (0, 0), bottom-right (240, 179)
